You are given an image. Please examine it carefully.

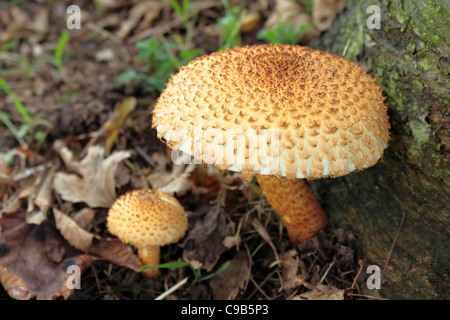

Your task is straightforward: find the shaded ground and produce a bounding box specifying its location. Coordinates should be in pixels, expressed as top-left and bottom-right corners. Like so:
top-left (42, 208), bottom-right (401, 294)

top-left (0, 0), bottom-right (378, 300)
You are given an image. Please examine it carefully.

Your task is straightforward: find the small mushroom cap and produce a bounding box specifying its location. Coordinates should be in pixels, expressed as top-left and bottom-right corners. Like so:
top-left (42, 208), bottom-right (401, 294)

top-left (107, 189), bottom-right (188, 247)
top-left (152, 44), bottom-right (390, 180)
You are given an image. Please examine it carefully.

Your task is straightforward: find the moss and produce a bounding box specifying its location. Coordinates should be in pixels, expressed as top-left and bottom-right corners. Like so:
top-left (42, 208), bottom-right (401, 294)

top-left (407, 1), bottom-right (449, 49)
top-left (409, 119), bottom-right (431, 158)
top-left (342, 4), bottom-right (365, 61)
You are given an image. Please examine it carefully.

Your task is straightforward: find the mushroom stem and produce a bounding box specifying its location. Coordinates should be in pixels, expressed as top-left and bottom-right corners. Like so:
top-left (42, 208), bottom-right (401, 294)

top-left (138, 245), bottom-right (161, 277)
top-left (257, 175), bottom-right (327, 244)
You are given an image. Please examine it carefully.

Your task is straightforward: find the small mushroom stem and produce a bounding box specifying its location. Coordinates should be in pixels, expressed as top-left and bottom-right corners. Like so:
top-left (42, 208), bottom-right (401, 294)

top-left (138, 245), bottom-right (161, 277)
top-left (257, 175), bottom-right (327, 244)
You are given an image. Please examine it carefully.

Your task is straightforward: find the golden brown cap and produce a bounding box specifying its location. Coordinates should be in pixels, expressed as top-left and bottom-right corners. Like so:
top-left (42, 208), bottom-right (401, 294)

top-left (107, 189), bottom-right (188, 247)
top-left (152, 44), bottom-right (390, 180)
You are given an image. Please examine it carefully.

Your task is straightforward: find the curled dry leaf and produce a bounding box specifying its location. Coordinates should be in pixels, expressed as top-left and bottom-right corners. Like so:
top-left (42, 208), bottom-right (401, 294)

top-left (70, 207), bottom-right (95, 229)
top-left (240, 12), bottom-right (261, 32)
top-left (1, 178), bottom-right (36, 216)
top-left (87, 97), bottom-right (137, 154)
top-left (0, 208), bottom-right (141, 300)
top-left (183, 205), bottom-right (235, 272)
top-left (0, 156), bottom-right (12, 199)
top-left (209, 251), bottom-right (251, 300)
top-left (53, 209), bottom-right (94, 252)
top-left (0, 164), bottom-right (54, 225)
top-left (0, 266), bottom-right (31, 300)
top-left (117, 0), bottom-right (162, 39)
top-left (0, 210), bottom-right (94, 300)
top-left (33, 165), bottom-right (56, 214)
top-left (312, 0), bottom-right (347, 32)
top-left (263, 0), bottom-right (320, 44)
top-left (95, 0), bottom-right (133, 11)
top-left (293, 284), bottom-right (345, 300)
top-left (51, 209), bottom-right (141, 272)
top-left (280, 250), bottom-right (304, 291)
top-left (147, 163), bottom-right (197, 196)
top-left (53, 143), bottom-right (131, 208)
top-left (0, 6), bottom-right (49, 43)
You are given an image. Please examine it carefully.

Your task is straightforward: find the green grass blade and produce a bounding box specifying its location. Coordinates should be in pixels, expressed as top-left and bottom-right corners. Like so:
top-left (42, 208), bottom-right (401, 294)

top-left (54, 30), bottom-right (70, 69)
top-left (0, 77), bottom-right (32, 124)
top-left (198, 261), bottom-right (231, 282)
top-left (140, 261), bottom-right (198, 281)
top-left (0, 111), bottom-right (28, 147)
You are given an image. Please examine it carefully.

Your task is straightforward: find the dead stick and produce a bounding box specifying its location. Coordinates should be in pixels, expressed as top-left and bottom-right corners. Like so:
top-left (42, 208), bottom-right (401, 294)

top-left (383, 211), bottom-right (406, 272)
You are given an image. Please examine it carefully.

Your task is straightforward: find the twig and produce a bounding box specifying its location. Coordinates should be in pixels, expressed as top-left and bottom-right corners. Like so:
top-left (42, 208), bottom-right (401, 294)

top-left (319, 257), bottom-right (336, 284)
top-left (154, 277), bottom-right (189, 300)
top-left (350, 259), bottom-right (364, 291)
top-left (383, 211), bottom-right (406, 272)
top-left (342, 38), bottom-right (351, 57)
top-left (135, 146), bottom-right (157, 168)
top-left (247, 268), bottom-right (278, 299)
top-left (130, 1), bottom-right (221, 42)
top-left (251, 218), bottom-right (279, 262)
top-left (249, 277), bottom-right (271, 300)
top-left (348, 293), bottom-right (388, 300)
top-left (86, 22), bottom-right (132, 63)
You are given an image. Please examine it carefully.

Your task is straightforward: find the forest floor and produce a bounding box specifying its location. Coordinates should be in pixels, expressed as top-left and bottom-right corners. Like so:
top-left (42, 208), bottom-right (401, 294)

top-left (0, 0), bottom-right (380, 300)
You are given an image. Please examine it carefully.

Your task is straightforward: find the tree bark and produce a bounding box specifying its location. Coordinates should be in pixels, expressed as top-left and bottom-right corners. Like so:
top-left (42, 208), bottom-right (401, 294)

top-left (308, 0), bottom-right (449, 299)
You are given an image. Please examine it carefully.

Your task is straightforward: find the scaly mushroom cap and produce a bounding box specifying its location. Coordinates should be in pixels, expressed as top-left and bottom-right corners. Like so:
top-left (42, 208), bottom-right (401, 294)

top-left (152, 44), bottom-right (390, 180)
top-left (107, 189), bottom-right (188, 247)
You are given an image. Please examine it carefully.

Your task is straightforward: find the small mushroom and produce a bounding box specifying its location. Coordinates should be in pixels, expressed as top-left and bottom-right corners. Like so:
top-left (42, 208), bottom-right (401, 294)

top-left (107, 189), bottom-right (188, 277)
top-left (152, 45), bottom-right (390, 244)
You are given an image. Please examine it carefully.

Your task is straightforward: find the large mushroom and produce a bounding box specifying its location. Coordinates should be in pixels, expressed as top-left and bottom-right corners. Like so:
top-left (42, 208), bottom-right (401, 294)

top-left (107, 189), bottom-right (188, 277)
top-left (152, 44), bottom-right (390, 244)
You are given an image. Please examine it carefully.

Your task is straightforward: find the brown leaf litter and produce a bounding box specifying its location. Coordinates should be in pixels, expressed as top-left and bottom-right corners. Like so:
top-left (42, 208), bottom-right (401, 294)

top-left (52, 141), bottom-right (131, 208)
top-left (0, 208), bottom-right (140, 300)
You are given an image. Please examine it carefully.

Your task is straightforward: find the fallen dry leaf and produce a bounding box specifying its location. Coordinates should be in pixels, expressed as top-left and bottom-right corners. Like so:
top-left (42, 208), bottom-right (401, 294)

top-left (87, 237), bottom-right (141, 271)
top-left (33, 165), bottom-right (56, 214)
top-left (0, 265), bottom-right (32, 300)
top-left (0, 208), bottom-right (141, 300)
top-left (53, 143), bottom-right (131, 208)
top-left (0, 6), bottom-right (49, 43)
top-left (147, 163), bottom-right (197, 196)
top-left (240, 12), bottom-right (261, 32)
top-left (53, 209), bottom-right (94, 252)
top-left (183, 205), bottom-right (235, 272)
top-left (263, 0), bottom-right (320, 44)
top-left (95, 0), bottom-right (133, 11)
top-left (70, 207), bottom-right (95, 229)
top-left (293, 284), bottom-right (345, 300)
top-left (280, 249), bottom-right (308, 291)
top-left (312, 0), bottom-right (346, 31)
top-left (209, 251), bottom-right (250, 300)
top-left (0, 164), bottom-right (52, 225)
top-left (117, 1), bottom-right (162, 39)
top-left (86, 97), bottom-right (137, 154)
top-left (0, 210), bottom-right (93, 300)
top-left (52, 208), bottom-right (141, 272)
top-left (1, 177), bottom-right (36, 216)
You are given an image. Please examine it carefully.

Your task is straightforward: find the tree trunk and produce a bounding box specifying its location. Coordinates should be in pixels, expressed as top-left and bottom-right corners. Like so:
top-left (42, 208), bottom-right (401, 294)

top-left (308, 0), bottom-right (449, 299)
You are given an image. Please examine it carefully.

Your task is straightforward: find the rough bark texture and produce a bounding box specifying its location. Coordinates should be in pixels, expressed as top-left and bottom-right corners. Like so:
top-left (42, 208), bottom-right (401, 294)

top-left (308, 0), bottom-right (449, 299)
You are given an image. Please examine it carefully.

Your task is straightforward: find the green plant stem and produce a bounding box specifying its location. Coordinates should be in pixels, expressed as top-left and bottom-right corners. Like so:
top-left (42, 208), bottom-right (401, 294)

top-left (0, 112), bottom-right (28, 148)
top-left (0, 77), bottom-right (32, 124)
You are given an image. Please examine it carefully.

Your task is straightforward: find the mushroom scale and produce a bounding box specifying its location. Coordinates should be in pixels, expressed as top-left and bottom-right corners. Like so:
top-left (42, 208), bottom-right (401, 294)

top-left (152, 44), bottom-right (390, 180)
